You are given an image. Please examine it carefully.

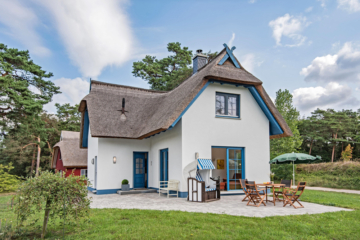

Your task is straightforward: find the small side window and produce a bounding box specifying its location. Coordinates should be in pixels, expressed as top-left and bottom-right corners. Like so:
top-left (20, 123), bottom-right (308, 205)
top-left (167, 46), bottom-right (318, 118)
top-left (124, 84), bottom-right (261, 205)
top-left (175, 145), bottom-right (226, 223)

top-left (216, 92), bottom-right (240, 118)
top-left (81, 169), bottom-right (87, 177)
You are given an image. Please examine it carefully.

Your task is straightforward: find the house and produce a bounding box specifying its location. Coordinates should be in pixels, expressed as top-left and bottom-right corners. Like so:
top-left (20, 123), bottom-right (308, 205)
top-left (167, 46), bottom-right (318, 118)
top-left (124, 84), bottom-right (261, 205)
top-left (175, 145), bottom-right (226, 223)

top-left (51, 131), bottom-right (87, 177)
top-left (79, 44), bottom-right (292, 196)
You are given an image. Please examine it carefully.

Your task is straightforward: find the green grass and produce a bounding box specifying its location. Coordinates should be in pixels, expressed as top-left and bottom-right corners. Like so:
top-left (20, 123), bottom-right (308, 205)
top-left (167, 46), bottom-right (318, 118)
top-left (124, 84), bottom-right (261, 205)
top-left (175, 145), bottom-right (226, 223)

top-left (1, 190), bottom-right (360, 239)
top-left (300, 190), bottom-right (360, 210)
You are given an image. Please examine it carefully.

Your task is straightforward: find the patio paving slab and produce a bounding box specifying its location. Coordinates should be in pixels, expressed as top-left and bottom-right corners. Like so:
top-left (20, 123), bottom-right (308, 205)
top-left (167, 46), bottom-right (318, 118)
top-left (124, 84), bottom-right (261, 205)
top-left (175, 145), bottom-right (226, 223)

top-left (89, 192), bottom-right (351, 218)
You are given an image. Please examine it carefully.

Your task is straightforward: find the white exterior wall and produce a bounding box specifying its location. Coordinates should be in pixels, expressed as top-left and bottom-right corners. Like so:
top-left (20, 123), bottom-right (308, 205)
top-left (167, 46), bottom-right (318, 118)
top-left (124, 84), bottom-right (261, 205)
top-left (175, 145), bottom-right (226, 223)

top-left (89, 122), bottom-right (182, 191)
top-left (97, 138), bottom-right (150, 190)
top-left (87, 128), bottom-right (98, 188)
top-left (181, 83), bottom-right (270, 189)
top-left (148, 121), bottom-right (182, 190)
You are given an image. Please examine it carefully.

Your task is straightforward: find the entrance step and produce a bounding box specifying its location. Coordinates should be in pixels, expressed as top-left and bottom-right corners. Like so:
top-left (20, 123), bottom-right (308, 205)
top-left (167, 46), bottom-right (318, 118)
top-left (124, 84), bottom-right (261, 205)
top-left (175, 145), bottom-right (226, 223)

top-left (117, 189), bottom-right (157, 195)
top-left (91, 190), bottom-right (97, 194)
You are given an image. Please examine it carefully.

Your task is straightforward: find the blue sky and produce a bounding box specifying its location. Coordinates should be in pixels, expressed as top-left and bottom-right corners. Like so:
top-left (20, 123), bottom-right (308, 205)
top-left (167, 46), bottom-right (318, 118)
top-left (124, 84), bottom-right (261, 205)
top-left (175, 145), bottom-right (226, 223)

top-left (0, 0), bottom-right (360, 115)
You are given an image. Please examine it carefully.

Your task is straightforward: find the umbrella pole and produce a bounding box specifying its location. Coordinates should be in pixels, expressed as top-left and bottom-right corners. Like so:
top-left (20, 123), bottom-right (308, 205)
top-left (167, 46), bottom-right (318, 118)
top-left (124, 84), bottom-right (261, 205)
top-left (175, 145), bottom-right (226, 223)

top-left (293, 161), bottom-right (295, 186)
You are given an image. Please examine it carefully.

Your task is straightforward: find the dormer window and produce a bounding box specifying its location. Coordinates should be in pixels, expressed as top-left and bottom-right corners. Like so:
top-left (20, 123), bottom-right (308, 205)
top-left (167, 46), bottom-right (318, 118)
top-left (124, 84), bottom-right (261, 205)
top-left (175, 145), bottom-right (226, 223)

top-left (216, 92), bottom-right (240, 118)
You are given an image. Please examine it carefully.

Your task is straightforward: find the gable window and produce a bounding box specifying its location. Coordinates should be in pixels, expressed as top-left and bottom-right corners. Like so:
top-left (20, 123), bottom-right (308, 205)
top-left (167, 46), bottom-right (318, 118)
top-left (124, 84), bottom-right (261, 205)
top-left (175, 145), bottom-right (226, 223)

top-left (216, 92), bottom-right (240, 118)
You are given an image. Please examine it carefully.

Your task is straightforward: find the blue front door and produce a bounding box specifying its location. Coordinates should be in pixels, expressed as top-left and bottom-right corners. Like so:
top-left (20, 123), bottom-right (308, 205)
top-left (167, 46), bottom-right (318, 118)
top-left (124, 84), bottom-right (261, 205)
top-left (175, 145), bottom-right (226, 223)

top-left (134, 153), bottom-right (146, 188)
top-left (160, 149), bottom-right (168, 181)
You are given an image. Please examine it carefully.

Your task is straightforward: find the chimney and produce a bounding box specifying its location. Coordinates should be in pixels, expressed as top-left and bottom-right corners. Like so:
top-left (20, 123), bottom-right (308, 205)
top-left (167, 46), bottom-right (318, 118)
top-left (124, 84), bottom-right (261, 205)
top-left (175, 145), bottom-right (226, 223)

top-left (193, 49), bottom-right (208, 74)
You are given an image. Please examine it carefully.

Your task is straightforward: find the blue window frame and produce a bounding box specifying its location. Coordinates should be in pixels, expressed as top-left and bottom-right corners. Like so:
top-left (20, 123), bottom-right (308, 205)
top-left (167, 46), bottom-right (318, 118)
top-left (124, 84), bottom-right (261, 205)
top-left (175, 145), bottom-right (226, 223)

top-left (215, 92), bottom-right (240, 118)
top-left (226, 148), bottom-right (245, 191)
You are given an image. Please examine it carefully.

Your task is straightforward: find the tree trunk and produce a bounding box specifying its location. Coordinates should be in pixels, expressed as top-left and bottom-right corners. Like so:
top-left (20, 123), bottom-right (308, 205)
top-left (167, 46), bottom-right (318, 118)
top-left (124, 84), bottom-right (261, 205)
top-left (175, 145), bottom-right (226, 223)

top-left (36, 137), bottom-right (41, 177)
top-left (41, 199), bottom-right (51, 239)
top-left (30, 148), bottom-right (36, 176)
top-left (309, 139), bottom-right (313, 155)
top-left (331, 133), bottom-right (338, 163)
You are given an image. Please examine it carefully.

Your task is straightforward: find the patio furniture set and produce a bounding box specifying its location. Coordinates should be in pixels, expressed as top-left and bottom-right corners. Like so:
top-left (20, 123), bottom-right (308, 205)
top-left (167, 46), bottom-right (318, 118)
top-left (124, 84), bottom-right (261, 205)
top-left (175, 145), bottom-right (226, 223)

top-left (241, 179), bottom-right (307, 208)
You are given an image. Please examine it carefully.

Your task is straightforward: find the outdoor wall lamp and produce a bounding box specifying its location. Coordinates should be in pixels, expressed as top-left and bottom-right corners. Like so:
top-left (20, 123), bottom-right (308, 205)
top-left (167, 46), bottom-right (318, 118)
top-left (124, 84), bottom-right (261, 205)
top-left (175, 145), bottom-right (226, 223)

top-left (91, 158), bottom-right (94, 164)
top-left (113, 156), bottom-right (117, 164)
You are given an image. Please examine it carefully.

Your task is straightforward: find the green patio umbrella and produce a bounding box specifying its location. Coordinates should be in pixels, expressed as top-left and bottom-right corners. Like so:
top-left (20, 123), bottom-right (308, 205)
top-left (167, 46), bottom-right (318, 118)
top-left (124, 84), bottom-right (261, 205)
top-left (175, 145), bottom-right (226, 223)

top-left (269, 152), bottom-right (321, 185)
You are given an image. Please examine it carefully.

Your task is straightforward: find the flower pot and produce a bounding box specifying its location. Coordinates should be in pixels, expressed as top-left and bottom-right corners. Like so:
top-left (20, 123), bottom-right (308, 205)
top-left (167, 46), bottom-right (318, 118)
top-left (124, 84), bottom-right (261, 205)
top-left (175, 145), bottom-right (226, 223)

top-left (122, 184), bottom-right (130, 191)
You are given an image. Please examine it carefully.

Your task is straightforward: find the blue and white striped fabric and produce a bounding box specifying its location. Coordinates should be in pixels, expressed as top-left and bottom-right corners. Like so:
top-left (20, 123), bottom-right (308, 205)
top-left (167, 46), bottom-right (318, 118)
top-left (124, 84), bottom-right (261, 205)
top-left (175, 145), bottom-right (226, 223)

top-left (205, 188), bottom-right (216, 192)
top-left (197, 159), bottom-right (215, 170)
top-left (196, 170), bottom-right (203, 182)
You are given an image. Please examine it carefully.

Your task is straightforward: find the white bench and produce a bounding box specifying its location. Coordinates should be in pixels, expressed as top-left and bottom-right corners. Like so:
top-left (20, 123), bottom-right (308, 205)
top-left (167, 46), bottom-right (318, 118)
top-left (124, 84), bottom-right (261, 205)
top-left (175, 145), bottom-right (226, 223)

top-left (159, 180), bottom-right (179, 198)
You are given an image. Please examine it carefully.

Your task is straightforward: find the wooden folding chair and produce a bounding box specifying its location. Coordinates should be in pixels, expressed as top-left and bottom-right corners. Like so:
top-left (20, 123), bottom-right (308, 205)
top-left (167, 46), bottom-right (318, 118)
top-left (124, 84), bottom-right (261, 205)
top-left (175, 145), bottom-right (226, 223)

top-left (239, 179), bottom-right (249, 202)
top-left (283, 182), bottom-right (306, 209)
top-left (245, 181), bottom-right (267, 207)
top-left (274, 179), bottom-right (292, 202)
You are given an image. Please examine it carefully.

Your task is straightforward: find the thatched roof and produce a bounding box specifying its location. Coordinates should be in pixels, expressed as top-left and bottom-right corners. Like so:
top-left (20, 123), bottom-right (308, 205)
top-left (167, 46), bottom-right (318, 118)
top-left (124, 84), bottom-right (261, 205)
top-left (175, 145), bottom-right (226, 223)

top-left (78, 48), bottom-right (292, 147)
top-left (51, 131), bottom-right (87, 168)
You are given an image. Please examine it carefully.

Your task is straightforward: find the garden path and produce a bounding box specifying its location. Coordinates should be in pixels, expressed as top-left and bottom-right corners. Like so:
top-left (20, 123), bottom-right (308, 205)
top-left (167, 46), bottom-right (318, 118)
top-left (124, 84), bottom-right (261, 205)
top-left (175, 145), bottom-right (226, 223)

top-left (305, 186), bottom-right (360, 195)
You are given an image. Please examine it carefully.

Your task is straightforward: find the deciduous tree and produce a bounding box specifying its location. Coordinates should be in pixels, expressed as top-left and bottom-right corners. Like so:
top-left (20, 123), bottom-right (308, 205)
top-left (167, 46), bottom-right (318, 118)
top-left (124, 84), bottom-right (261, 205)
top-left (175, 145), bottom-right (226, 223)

top-left (270, 89), bottom-right (302, 159)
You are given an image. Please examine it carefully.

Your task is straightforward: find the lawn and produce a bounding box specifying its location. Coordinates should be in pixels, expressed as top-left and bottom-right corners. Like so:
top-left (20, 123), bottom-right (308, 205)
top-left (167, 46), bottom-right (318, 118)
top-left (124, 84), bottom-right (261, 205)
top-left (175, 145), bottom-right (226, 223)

top-left (1, 190), bottom-right (360, 239)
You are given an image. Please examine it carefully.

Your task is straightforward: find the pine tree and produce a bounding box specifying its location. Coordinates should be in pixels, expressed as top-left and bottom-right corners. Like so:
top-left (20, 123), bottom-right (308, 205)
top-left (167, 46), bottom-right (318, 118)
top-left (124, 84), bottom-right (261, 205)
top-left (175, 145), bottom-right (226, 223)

top-left (0, 43), bottom-right (60, 176)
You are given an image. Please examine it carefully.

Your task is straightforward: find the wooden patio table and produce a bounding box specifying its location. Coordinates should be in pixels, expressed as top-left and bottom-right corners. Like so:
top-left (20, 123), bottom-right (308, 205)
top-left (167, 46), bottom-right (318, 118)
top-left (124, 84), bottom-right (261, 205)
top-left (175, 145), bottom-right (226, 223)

top-left (256, 183), bottom-right (285, 206)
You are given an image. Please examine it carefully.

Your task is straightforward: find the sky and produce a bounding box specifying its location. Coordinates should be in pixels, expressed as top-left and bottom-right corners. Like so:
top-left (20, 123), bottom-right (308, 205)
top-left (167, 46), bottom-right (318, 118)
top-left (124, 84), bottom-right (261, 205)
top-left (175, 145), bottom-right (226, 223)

top-left (0, 0), bottom-right (360, 116)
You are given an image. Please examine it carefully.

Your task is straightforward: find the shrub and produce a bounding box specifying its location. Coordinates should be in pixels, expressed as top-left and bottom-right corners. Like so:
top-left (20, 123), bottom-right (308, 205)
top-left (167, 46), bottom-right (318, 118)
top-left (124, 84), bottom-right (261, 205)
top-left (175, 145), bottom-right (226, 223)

top-left (14, 171), bottom-right (91, 239)
top-left (0, 163), bottom-right (20, 193)
top-left (271, 164), bottom-right (293, 181)
top-left (122, 179), bottom-right (129, 185)
top-left (296, 162), bottom-right (360, 189)
top-left (341, 144), bottom-right (353, 161)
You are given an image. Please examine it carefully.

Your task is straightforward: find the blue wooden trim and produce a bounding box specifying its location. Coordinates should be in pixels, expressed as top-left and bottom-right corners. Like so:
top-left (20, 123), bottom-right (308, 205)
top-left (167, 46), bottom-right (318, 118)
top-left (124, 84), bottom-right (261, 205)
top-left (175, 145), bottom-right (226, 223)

top-left (167, 79), bottom-right (283, 137)
top-left (169, 81), bottom-right (210, 129)
top-left (221, 192), bottom-right (245, 196)
top-left (96, 189), bottom-right (121, 195)
top-left (148, 187), bottom-right (188, 198)
top-left (178, 191), bottom-right (188, 198)
top-left (212, 146), bottom-right (243, 149)
top-left (87, 186), bottom-right (95, 192)
top-left (246, 86), bottom-right (283, 135)
top-left (218, 44), bottom-right (240, 68)
top-left (215, 115), bottom-right (240, 119)
top-left (226, 148), bottom-right (229, 191)
top-left (82, 108), bottom-right (89, 148)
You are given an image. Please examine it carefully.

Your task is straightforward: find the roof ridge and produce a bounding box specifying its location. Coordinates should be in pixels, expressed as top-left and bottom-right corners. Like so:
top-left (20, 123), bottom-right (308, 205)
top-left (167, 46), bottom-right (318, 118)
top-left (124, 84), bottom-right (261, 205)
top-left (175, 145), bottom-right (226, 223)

top-left (91, 80), bottom-right (167, 94)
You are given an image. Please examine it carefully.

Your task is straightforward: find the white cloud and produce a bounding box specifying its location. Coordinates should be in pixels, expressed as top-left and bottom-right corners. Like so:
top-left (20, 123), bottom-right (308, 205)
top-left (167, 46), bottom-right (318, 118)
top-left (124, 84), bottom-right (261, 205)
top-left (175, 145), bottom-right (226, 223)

top-left (293, 82), bottom-right (360, 114)
top-left (37, 0), bottom-right (134, 78)
top-left (305, 7), bottom-right (313, 12)
top-left (318, 0), bottom-right (327, 8)
top-left (44, 77), bottom-right (89, 113)
top-left (338, 0), bottom-right (360, 12)
top-left (240, 54), bottom-right (263, 73)
top-left (248, 0), bottom-right (257, 3)
top-left (300, 42), bottom-right (360, 83)
top-left (228, 33), bottom-right (235, 48)
top-left (269, 14), bottom-right (310, 47)
top-left (0, 0), bottom-right (50, 56)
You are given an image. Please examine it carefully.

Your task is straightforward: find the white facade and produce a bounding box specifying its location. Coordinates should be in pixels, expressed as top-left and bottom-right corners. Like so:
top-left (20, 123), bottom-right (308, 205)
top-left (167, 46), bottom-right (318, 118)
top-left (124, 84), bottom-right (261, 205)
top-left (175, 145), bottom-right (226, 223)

top-left (87, 82), bottom-right (271, 195)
